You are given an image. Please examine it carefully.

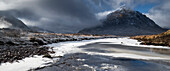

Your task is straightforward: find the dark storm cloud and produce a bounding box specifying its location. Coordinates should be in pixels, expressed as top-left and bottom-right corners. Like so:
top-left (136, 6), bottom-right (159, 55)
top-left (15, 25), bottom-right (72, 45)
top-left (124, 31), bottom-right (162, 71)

top-left (40, 0), bottom-right (94, 19)
top-left (36, 0), bottom-right (100, 33)
top-left (0, 9), bottom-right (41, 21)
top-left (0, 0), bottom-right (99, 33)
top-left (0, 0), bottom-right (169, 33)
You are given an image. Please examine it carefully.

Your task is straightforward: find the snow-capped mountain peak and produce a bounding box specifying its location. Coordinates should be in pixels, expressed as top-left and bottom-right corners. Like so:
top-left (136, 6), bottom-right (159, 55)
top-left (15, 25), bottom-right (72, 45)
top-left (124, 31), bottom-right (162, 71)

top-left (96, 6), bottom-right (133, 20)
top-left (115, 5), bottom-right (132, 12)
top-left (79, 7), bottom-right (166, 36)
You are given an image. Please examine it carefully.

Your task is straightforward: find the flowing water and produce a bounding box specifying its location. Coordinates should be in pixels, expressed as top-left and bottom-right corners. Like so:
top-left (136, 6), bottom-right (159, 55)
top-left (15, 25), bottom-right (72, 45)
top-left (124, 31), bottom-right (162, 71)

top-left (37, 38), bottom-right (170, 71)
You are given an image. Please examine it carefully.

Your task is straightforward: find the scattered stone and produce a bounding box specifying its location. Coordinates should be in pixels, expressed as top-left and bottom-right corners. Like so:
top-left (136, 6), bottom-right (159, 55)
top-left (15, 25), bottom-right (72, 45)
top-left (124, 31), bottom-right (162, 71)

top-left (30, 38), bottom-right (47, 45)
top-left (0, 41), bottom-right (4, 45)
top-left (43, 53), bottom-right (52, 59)
top-left (6, 41), bottom-right (15, 45)
top-left (0, 46), bottom-right (53, 64)
top-left (57, 56), bottom-right (63, 58)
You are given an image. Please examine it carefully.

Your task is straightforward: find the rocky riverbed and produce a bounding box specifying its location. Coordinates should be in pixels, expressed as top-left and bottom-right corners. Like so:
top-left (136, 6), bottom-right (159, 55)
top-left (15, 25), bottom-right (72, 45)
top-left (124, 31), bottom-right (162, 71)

top-left (0, 46), bottom-right (53, 63)
top-left (0, 29), bottom-right (114, 64)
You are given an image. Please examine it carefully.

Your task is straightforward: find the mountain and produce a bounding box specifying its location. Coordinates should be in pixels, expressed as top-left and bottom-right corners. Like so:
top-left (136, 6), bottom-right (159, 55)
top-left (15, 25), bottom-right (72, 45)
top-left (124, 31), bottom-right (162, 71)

top-left (0, 14), bottom-right (54, 33)
top-left (79, 7), bottom-right (166, 36)
top-left (0, 15), bottom-right (30, 30)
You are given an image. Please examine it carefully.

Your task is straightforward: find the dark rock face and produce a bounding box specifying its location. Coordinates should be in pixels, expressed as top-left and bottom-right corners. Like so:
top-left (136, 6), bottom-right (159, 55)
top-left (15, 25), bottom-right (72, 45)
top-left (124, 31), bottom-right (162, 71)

top-left (79, 7), bottom-right (166, 36)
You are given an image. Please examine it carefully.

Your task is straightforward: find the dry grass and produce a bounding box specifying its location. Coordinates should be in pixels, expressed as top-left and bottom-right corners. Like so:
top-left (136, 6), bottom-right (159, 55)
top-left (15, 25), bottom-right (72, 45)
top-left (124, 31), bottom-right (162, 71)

top-left (131, 30), bottom-right (170, 47)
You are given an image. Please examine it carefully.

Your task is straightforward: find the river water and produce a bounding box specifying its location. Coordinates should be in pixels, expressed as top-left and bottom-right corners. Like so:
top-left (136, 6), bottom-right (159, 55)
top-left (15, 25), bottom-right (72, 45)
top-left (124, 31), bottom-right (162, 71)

top-left (36, 38), bottom-right (170, 71)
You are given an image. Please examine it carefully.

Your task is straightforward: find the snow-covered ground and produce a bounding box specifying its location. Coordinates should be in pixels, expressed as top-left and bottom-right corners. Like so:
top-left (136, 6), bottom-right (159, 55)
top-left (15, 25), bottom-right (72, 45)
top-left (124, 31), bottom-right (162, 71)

top-left (0, 37), bottom-right (170, 71)
top-left (100, 37), bottom-right (170, 49)
top-left (0, 56), bottom-right (53, 71)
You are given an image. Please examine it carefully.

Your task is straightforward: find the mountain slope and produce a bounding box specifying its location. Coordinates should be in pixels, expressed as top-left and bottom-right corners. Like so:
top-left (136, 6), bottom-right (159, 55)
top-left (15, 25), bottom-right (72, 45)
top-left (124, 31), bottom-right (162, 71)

top-left (0, 14), bottom-right (53, 33)
top-left (0, 15), bottom-right (30, 30)
top-left (79, 7), bottom-right (166, 36)
top-left (29, 26), bottom-right (54, 33)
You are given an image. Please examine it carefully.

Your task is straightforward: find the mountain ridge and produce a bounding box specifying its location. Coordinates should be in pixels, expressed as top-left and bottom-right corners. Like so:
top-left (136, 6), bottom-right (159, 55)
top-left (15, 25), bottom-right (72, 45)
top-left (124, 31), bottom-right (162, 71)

top-left (0, 15), bottom-right (30, 30)
top-left (0, 13), bottom-right (53, 33)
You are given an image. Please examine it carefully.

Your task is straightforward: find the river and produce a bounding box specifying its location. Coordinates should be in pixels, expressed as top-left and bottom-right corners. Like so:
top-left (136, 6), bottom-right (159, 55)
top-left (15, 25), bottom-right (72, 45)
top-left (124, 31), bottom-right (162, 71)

top-left (1, 37), bottom-right (170, 71)
top-left (36, 37), bottom-right (170, 71)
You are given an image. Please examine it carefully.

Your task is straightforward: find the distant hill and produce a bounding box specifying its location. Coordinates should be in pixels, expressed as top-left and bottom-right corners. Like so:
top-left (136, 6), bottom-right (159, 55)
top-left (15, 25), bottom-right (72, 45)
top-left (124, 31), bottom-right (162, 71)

top-left (131, 30), bottom-right (170, 47)
top-left (29, 26), bottom-right (54, 33)
top-left (79, 7), bottom-right (166, 36)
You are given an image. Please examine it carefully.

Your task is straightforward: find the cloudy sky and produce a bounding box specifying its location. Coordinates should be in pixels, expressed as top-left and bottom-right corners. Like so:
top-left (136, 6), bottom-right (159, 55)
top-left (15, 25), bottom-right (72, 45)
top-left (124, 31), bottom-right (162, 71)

top-left (0, 0), bottom-right (170, 33)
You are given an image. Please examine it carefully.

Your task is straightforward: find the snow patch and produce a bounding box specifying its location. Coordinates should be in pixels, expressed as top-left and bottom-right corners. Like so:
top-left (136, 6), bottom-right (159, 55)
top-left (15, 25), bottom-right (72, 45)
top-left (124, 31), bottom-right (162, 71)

top-left (95, 10), bottom-right (115, 20)
top-left (100, 63), bottom-right (118, 70)
top-left (0, 55), bottom-right (53, 71)
top-left (100, 37), bottom-right (170, 49)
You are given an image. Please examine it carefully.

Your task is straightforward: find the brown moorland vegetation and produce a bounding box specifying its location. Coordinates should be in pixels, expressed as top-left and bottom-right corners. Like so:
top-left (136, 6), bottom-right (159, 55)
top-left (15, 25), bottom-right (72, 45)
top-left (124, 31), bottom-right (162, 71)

top-left (131, 30), bottom-right (170, 47)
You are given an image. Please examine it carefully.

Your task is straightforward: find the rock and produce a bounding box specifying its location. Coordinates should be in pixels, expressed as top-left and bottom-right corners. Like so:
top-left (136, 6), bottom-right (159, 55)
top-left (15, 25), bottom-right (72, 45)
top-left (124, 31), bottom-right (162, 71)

top-left (43, 53), bottom-right (52, 58)
top-left (6, 41), bottom-right (15, 45)
top-left (30, 38), bottom-right (47, 45)
top-left (6, 41), bottom-right (19, 45)
top-left (0, 41), bottom-right (4, 45)
top-left (57, 56), bottom-right (63, 58)
top-left (33, 42), bottom-right (39, 46)
top-left (0, 46), bottom-right (52, 64)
